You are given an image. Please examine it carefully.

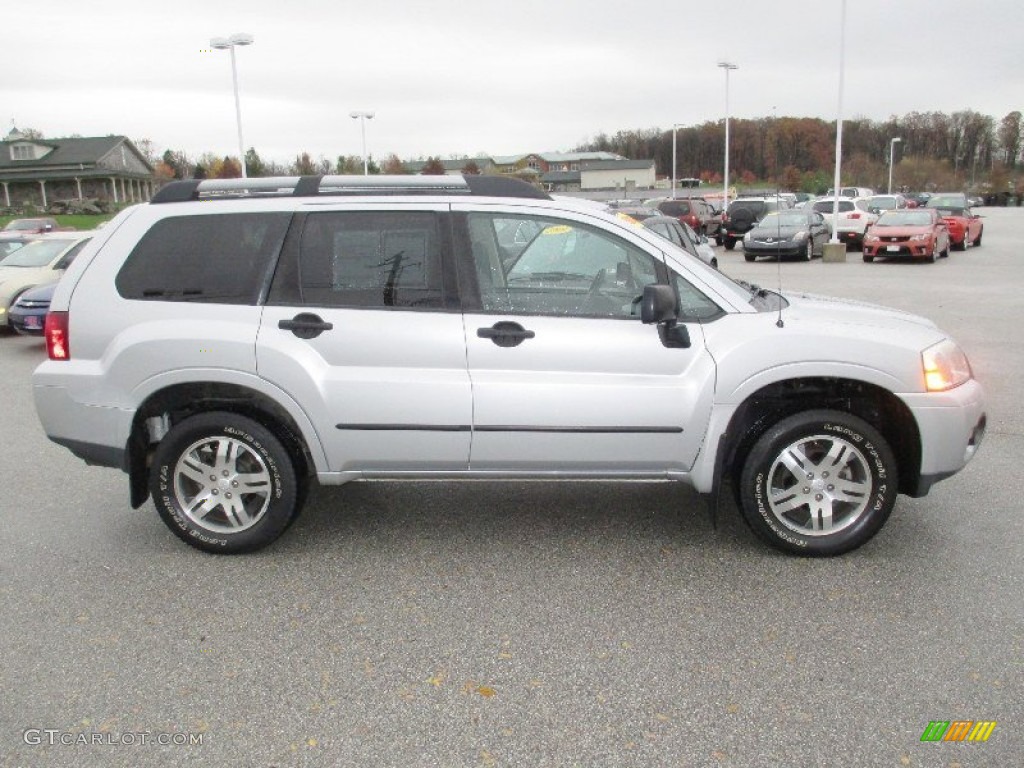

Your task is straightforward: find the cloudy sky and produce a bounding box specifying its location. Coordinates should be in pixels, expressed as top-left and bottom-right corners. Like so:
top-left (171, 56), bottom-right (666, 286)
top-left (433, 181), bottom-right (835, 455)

top-left (8, 0), bottom-right (1022, 165)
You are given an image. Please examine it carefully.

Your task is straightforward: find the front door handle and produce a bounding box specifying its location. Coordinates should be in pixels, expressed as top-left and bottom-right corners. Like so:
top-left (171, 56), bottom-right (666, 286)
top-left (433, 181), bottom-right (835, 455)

top-left (279, 313), bottom-right (333, 339)
top-left (477, 321), bottom-right (535, 348)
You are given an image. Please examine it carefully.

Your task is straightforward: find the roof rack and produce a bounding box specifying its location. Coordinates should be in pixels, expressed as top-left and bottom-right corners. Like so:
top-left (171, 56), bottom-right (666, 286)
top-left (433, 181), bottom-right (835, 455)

top-left (150, 174), bottom-right (551, 203)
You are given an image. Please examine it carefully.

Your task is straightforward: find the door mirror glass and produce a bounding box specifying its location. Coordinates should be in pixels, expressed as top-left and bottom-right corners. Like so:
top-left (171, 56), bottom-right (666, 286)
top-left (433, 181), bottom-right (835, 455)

top-left (641, 284), bottom-right (677, 325)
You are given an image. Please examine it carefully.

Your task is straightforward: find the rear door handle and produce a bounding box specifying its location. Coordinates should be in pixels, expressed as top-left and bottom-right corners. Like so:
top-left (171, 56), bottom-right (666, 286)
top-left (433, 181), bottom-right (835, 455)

top-left (278, 312), bottom-right (333, 339)
top-left (477, 321), bottom-right (535, 348)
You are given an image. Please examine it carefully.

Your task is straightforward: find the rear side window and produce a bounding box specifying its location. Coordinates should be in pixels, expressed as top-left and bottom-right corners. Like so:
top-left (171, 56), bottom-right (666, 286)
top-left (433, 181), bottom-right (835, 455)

top-left (268, 211), bottom-right (446, 309)
top-left (116, 213), bottom-right (290, 303)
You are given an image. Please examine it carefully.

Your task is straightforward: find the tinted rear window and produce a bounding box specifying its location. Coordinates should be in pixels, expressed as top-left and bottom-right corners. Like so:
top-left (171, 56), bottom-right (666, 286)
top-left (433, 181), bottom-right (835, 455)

top-left (116, 213), bottom-right (290, 303)
top-left (656, 201), bottom-right (691, 217)
top-left (813, 201), bottom-right (854, 213)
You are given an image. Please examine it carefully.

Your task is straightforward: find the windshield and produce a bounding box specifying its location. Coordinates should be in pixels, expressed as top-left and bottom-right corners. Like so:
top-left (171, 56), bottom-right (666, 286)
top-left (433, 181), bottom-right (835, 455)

top-left (813, 200), bottom-right (854, 213)
top-left (657, 201), bottom-right (691, 217)
top-left (0, 239), bottom-right (77, 268)
top-left (869, 196), bottom-right (899, 210)
top-left (927, 194), bottom-right (967, 208)
top-left (876, 211), bottom-right (932, 227)
top-left (758, 212), bottom-right (809, 227)
top-left (0, 241), bottom-right (27, 260)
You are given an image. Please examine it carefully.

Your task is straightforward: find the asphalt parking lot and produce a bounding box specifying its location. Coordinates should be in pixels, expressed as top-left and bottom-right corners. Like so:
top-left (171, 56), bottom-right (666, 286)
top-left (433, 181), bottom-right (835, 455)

top-left (1, 208), bottom-right (1021, 767)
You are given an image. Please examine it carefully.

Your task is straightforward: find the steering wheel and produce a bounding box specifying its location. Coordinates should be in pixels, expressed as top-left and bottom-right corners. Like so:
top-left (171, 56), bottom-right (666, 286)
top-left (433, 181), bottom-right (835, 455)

top-left (581, 268), bottom-right (609, 313)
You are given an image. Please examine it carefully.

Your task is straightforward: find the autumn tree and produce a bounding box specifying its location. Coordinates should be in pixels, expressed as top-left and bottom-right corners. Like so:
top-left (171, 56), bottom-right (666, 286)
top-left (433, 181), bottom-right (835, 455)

top-left (162, 149), bottom-right (192, 179)
top-left (999, 111), bottom-right (1022, 168)
top-left (421, 157), bottom-right (446, 175)
top-left (291, 152), bottom-right (317, 175)
top-left (462, 160), bottom-right (481, 175)
top-left (214, 156), bottom-right (242, 179)
top-left (244, 147), bottom-right (266, 177)
top-left (382, 153), bottom-right (406, 174)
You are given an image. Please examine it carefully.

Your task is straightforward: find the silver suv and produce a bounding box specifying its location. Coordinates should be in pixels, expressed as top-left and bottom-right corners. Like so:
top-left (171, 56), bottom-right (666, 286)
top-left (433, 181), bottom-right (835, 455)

top-left (33, 175), bottom-right (986, 556)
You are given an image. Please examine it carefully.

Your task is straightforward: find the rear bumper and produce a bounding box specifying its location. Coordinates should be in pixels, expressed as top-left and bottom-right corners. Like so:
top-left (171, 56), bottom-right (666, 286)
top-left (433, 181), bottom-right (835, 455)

top-left (34, 377), bottom-right (134, 471)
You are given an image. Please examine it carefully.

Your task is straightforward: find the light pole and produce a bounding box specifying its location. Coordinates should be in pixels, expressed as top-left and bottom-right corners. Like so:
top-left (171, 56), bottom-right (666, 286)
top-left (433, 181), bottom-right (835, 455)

top-left (718, 62), bottom-right (738, 211)
top-left (349, 111), bottom-right (375, 175)
top-left (888, 137), bottom-right (902, 194)
top-left (671, 123), bottom-right (681, 199)
top-left (210, 33), bottom-right (254, 178)
top-left (829, 0), bottom-right (847, 244)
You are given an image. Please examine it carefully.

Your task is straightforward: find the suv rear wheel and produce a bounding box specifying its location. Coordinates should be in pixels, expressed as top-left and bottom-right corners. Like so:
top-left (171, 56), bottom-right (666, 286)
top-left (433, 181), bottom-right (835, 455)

top-left (150, 411), bottom-right (299, 554)
top-left (738, 410), bottom-right (898, 556)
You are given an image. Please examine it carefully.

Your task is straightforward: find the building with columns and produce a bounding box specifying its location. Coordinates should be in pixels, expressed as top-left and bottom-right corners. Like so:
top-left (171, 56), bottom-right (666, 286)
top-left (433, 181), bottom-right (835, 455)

top-left (0, 129), bottom-right (155, 210)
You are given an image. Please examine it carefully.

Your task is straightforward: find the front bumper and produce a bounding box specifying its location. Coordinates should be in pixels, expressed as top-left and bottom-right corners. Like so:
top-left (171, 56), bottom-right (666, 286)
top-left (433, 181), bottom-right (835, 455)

top-left (863, 240), bottom-right (934, 258)
top-left (900, 377), bottom-right (986, 496)
top-left (742, 240), bottom-right (807, 258)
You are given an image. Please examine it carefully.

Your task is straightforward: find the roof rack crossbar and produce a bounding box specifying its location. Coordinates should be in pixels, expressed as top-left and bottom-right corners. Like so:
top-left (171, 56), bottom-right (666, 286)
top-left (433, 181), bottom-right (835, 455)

top-left (149, 175), bottom-right (551, 204)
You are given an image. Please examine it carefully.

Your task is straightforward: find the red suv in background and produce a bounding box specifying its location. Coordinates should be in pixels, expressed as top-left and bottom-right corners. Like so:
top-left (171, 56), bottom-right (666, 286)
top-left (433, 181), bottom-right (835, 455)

top-left (645, 197), bottom-right (714, 235)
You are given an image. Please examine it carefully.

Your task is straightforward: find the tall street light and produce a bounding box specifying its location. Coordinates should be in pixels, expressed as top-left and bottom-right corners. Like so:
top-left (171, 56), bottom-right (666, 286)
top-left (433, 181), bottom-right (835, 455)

top-left (828, 0), bottom-right (847, 244)
top-left (671, 123), bottom-right (681, 199)
top-left (350, 111), bottom-right (375, 175)
top-left (888, 137), bottom-right (902, 194)
top-left (718, 62), bottom-right (738, 211)
top-left (210, 33), bottom-right (254, 178)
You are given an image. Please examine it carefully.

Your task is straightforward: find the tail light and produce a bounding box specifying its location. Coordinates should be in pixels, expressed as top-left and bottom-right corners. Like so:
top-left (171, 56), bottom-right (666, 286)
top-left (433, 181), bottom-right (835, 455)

top-left (45, 311), bottom-right (70, 360)
top-left (848, 213), bottom-right (861, 219)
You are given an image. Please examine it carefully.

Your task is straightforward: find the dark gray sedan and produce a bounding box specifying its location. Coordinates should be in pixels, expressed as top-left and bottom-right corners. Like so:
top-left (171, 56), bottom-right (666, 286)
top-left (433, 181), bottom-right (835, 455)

top-left (742, 210), bottom-right (831, 261)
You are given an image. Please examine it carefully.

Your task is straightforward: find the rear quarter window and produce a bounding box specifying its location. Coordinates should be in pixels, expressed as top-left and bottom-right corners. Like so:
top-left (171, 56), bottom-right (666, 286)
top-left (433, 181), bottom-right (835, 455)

top-left (115, 213), bottom-right (290, 303)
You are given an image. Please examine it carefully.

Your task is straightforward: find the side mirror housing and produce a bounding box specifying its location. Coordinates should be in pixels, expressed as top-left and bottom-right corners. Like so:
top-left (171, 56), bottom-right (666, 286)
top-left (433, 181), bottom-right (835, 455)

top-left (641, 284), bottom-right (677, 325)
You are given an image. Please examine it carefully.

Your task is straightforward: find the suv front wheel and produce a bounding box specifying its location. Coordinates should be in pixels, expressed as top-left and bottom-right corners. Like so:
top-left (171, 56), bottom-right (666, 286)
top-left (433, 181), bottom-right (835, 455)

top-left (150, 411), bottom-right (299, 554)
top-left (738, 410), bottom-right (898, 556)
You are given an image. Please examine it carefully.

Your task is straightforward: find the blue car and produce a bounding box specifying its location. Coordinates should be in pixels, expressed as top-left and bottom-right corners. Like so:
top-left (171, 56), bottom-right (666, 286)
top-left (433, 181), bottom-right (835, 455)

top-left (8, 282), bottom-right (55, 335)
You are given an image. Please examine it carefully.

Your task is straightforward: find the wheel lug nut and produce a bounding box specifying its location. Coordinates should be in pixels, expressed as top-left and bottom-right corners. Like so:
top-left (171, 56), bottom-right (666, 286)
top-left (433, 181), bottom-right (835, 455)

top-left (212, 489), bottom-right (219, 495)
top-left (226, 492), bottom-right (232, 499)
top-left (223, 470), bottom-right (229, 477)
top-left (806, 473), bottom-right (814, 480)
top-left (827, 484), bottom-right (834, 491)
top-left (815, 493), bottom-right (823, 501)
top-left (822, 471), bottom-right (830, 478)
top-left (210, 475), bottom-right (217, 481)
top-left (232, 481), bottom-right (238, 487)
top-left (803, 487), bottom-right (810, 493)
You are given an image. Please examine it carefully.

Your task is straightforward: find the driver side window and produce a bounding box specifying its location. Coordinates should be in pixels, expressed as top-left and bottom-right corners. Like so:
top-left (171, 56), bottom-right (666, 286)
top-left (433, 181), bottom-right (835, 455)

top-left (466, 213), bottom-right (659, 318)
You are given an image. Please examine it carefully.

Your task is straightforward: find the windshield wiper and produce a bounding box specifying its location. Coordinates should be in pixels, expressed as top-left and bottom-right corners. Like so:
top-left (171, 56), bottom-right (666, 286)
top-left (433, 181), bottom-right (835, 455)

top-left (509, 271), bottom-right (591, 283)
top-left (736, 279), bottom-right (771, 298)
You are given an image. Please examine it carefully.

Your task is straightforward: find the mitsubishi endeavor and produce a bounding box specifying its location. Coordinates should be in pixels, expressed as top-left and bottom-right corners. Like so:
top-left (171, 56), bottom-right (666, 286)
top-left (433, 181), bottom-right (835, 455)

top-left (33, 175), bottom-right (986, 556)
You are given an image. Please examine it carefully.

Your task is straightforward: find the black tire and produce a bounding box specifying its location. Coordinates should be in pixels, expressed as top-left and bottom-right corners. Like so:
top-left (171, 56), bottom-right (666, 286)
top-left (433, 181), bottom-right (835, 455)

top-left (926, 245), bottom-right (936, 263)
top-left (954, 235), bottom-right (967, 251)
top-left (940, 241), bottom-right (950, 258)
top-left (715, 235), bottom-right (724, 246)
top-left (862, 253), bottom-right (874, 263)
top-left (711, 257), bottom-right (718, 269)
top-left (724, 237), bottom-right (737, 251)
top-left (802, 240), bottom-right (812, 261)
top-left (744, 252), bottom-right (755, 262)
top-left (738, 410), bottom-right (898, 556)
top-left (150, 411), bottom-right (299, 554)
top-left (972, 229), bottom-right (982, 247)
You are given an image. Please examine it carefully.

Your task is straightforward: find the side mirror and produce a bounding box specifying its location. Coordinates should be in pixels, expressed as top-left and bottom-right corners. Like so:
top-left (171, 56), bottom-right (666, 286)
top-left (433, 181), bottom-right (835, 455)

top-left (641, 283), bottom-right (677, 325)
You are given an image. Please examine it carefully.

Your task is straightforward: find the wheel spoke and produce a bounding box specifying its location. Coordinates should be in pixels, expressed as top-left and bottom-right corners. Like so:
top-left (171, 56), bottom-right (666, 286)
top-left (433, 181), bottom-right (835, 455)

top-left (224, 498), bottom-right (252, 528)
top-left (236, 470), bottom-right (271, 492)
top-left (779, 448), bottom-right (807, 479)
top-left (179, 459), bottom-right (211, 487)
top-left (810, 500), bottom-right (834, 531)
top-left (185, 492), bottom-right (216, 519)
top-left (817, 440), bottom-right (849, 472)
top-left (215, 438), bottom-right (235, 469)
top-left (771, 492), bottom-right (807, 515)
top-left (831, 477), bottom-right (870, 503)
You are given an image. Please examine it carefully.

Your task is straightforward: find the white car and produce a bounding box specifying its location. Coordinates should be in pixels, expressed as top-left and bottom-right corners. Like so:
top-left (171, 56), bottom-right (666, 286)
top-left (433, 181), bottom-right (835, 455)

top-left (0, 232), bottom-right (92, 329)
top-left (810, 197), bottom-right (879, 246)
top-left (33, 175), bottom-right (985, 557)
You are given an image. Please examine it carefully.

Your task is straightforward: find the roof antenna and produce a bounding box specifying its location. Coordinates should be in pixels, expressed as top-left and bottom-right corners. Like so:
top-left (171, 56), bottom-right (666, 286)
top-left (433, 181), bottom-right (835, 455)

top-left (773, 106), bottom-right (785, 329)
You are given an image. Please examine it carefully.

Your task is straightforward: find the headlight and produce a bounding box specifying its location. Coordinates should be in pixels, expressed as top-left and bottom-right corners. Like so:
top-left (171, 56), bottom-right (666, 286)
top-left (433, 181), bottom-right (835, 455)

top-left (743, 232), bottom-right (752, 242)
top-left (909, 234), bottom-right (929, 241)
top-left (792, 230), bottom-right (808, 241)
top-left (922, 339), bottom-right (972, 391)
top-left (864, 234), bottom-right (879, 243)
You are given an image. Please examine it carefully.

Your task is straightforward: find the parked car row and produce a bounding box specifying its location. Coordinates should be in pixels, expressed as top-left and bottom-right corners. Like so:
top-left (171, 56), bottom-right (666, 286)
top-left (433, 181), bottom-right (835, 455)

top-left (0, 232), bottom-right (93, 333)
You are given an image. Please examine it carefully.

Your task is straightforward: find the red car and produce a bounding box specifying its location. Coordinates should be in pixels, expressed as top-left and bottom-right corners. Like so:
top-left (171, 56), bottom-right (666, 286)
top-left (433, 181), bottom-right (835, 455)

top-left (862, 208), bottom-right (950, 263)
top-left (925, 193), bottom-right (983, 250)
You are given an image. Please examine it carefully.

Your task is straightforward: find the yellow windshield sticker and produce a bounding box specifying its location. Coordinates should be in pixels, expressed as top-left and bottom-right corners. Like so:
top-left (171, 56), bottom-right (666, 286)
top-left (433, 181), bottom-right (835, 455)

top-left (541, 225), bottom-right (573, 235)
